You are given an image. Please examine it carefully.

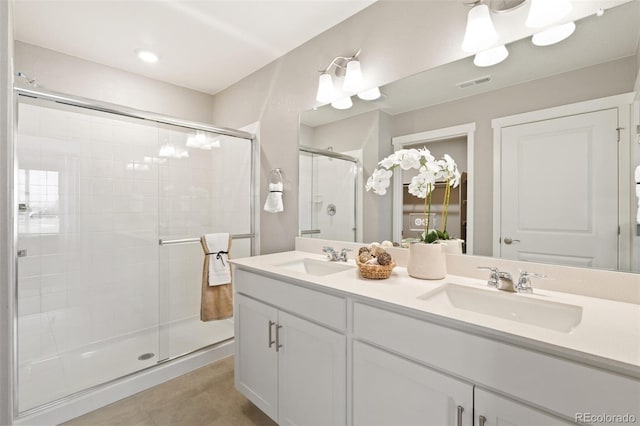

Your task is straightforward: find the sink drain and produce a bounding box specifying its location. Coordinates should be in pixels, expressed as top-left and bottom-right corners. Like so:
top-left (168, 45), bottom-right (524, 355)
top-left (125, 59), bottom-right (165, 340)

top-left (138, 353), bottom-right (155, 361)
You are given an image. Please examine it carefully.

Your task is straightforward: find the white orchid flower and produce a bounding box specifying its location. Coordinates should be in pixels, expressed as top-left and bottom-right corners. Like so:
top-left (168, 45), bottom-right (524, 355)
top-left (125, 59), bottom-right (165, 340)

top-left (365, 168), bottom-right (393, 195)
top-left (418, 147), bottom-right (435, 163)
top-left (399, 149), bottom-right (421, 170)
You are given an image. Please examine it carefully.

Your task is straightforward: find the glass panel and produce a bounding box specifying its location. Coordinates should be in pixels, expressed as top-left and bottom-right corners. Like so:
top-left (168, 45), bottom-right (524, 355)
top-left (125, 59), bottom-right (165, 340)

top-left (16, 98), bottom-right (161, 412)
top-left (157, 124), bottom-right (251, 360)
top-left (298, 151), bottom-right (315, 237)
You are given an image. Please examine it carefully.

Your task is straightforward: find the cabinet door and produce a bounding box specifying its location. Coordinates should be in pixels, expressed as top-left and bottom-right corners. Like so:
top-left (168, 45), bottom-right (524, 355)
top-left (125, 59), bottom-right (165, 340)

top-left (475, 388), bottom-right (575, 426)
top-left (353, 341), bottom-right (473, 426)
top-left (235, 294), bottom-right (279, 421)
top-left (277, 311), bottom-right (346, 426)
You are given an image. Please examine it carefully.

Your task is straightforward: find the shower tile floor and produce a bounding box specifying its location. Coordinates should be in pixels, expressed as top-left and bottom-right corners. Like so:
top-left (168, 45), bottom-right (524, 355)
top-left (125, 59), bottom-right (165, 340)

top-left (18, 314), bottom-right (234, 412)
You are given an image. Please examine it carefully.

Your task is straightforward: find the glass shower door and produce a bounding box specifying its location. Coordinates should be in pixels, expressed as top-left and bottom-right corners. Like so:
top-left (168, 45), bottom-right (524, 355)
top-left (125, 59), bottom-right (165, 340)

top-left (157, 123), bottom-right (253, 361)
top-left (298, 149), bottom-right (357, 242)
top-left (15, 98), bottom-right (162, 412)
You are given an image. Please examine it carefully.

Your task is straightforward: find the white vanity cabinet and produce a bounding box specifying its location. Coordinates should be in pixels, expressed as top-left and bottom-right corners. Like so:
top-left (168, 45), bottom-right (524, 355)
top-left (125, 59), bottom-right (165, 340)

top-left (234, 270), bottom-right (347, 426)
top-left (474, 388), bottom-right (575, 426)
top-left (353, 341), bottom-right (473, 426)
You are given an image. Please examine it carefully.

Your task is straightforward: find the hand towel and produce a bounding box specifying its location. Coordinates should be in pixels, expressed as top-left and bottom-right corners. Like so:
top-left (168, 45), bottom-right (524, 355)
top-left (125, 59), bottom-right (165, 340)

top-left (200, 234), bottom-right (233, 321)
top-left (264, 182), bottom-right (284, 213)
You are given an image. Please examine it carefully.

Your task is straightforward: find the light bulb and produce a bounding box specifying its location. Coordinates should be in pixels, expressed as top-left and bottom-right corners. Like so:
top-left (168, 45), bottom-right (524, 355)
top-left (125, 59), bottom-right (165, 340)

top-left (331, 97), bottom-right (353, 110)
top-left (316, 73), bottom-right (335, 103)
top-left (474, 45), bottom-right (509, 67)
top-left (461, 4), bottom-right (498, 53)
top-left (343, 60), bottom-right (365, 93)
top-left (136, 49), bottom-right (159, 63)
top-left (357, 87), bottom-right (381, 101)
top-left (532, 22), bottom-right (576, 46)
top-left (526, 0), bottom-right (572, 29)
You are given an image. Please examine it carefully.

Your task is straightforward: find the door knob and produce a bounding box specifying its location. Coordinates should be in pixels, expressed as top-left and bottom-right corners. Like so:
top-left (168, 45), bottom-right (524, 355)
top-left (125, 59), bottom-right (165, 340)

top-left (503, 237), bottom-right (520, 245)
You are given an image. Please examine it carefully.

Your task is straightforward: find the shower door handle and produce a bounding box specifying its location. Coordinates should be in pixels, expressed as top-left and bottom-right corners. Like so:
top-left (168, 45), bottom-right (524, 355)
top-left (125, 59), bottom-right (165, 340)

top-left (268, 320), bottom-right (276, 348)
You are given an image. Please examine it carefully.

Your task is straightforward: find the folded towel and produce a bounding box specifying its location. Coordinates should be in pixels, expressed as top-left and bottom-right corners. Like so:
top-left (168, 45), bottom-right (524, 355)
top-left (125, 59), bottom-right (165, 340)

top-left (204, 233), bottom-right (231, 286)
top-left (200, 234), bottom-right (232, 321)
top-left (264, 182), bottom-right (284, 213)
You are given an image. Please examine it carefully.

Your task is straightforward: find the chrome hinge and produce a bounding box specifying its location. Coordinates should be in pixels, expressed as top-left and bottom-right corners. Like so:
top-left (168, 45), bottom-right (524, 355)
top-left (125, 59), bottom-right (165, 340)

top-left (17, 249), bottom-right (27, 258)
top-left (616, 127), bottom-right (623, 142)
top-left (618, 226), bottom-right (621, 235)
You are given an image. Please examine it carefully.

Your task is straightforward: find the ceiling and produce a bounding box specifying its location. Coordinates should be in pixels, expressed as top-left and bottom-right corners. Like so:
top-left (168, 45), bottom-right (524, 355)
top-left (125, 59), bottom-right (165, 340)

top-left (13, 0), bottom-right (376, 94)
top-left (302, 0), bottom-right (639, 127)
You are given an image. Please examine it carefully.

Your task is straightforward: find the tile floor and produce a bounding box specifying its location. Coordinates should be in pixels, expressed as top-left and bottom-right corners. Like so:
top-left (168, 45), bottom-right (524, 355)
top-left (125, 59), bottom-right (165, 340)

top-left (62, 356), bottom-right (276, 426)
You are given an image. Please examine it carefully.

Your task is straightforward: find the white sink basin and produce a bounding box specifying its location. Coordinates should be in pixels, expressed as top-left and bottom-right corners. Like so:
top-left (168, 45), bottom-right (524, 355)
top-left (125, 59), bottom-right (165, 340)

top-left (418, 283), bottom-right (583, 333)
top-left (276, 258), bottom-right (354, 276)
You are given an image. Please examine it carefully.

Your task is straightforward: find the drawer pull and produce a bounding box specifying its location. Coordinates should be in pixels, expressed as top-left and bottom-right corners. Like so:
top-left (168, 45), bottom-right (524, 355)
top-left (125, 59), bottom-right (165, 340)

top-left (268, 320), bottom-right (276, 348)
top-left (456, 405), bottom-right (464, 426)
top-left (276, 324), bottom-right (283, 352)
top-left (479, 415), bottom-right (487, 426)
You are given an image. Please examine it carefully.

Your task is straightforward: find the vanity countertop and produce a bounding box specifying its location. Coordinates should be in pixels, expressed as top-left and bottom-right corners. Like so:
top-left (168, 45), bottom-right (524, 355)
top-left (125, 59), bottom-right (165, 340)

top-left (231, 250), bottom-right (640, 378)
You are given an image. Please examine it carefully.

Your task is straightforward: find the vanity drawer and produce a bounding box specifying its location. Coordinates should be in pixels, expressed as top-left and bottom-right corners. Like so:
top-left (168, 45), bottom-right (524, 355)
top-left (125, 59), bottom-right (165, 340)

top-left (353, 302), bottom-right (640, 422)
top-left (234, 268), bottom-right (346, 331)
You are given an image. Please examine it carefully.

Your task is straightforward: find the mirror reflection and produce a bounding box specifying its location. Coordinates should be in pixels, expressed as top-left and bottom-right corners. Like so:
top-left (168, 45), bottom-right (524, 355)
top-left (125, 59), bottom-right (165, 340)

top-left (299, 1), bottom-right (640, 273)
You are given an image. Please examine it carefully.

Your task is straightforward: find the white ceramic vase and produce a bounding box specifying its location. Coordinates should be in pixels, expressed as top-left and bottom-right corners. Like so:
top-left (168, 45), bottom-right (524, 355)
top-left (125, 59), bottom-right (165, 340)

top-left (439, 238), bottom-right (464, 254)
top-left (407, 242), bottom-right (447, 280)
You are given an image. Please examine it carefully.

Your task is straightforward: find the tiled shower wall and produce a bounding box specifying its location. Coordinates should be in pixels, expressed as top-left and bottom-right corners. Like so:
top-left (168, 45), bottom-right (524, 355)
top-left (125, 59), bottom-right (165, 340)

top-left (17, 99), bottom-right (252, 363)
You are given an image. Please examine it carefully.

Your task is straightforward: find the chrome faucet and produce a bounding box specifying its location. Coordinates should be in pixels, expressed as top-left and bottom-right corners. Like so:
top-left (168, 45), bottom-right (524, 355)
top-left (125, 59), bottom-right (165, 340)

top-left (323, 247), bottom-right (350, 262)
top-left (516, 271), bottom-right (546, 293)
top-left (478, 267), bottom-right (544, 293)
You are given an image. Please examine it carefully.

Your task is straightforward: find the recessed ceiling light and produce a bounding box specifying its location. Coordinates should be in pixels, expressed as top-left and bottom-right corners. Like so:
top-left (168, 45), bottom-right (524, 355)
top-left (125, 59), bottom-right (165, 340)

top-left (136, 49), bottom-right (159, 63)
top-left (596, 8), bottom-right (605, 17)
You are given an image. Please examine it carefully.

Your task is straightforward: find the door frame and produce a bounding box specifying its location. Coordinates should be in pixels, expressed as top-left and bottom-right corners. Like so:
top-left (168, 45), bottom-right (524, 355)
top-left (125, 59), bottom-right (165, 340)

top-left (391, 122), bottom-right (475, 254)
top-left (491, 92), bottom-right (636, 270)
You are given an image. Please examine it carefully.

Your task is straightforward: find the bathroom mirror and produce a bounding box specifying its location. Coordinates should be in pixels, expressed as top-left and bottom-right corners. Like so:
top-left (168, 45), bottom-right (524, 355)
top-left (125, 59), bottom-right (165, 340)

top-left (299, 0), bottom-right (640, 273)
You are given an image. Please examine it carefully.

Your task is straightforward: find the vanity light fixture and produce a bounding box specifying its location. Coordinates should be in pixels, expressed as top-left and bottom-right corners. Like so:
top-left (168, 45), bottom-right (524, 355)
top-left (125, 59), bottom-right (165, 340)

top-left (531, 21), bottom-right (576, 46)
top-left (315, 50), bottom-right (380, 108)
top-left (136, 49), bottom-right (159, 63)
top-left (473, 44), bottom-right (509, 67)
top-left (462, 3), bottom-right (498, 53)
top-left (526, 0), bottom-right (572, 29)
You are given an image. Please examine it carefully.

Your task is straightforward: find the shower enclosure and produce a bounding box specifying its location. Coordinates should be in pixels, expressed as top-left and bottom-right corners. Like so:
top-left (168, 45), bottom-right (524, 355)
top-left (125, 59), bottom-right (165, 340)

top-left (14, 87), bottom-right (255, 415)
top-left (299, 146), bottom-right (358, 242)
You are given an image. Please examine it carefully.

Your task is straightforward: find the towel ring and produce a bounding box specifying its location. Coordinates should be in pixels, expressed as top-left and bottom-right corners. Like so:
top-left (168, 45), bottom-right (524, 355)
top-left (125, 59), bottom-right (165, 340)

top-left (269, 168), bottom-right (283, 185)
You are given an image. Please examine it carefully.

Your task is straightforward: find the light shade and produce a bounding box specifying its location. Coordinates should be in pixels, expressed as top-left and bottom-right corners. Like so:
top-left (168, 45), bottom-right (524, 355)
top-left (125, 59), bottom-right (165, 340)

top-left (343, 60), bottom-right (365, 93)
top-left (357, 87), bottom-right (381, 101)
top-left (331, 97), bottom-right (353, 110)
top-left (526, 0), bottom-right (572, 29)
top-left (532, 22), bottom-right (576, 46)
top-left (461, 4), bottom-right (498, 53)
top-left (474, 45), bottom-right (509, 67)
top-left (316, 73), bottom-right (335, 103)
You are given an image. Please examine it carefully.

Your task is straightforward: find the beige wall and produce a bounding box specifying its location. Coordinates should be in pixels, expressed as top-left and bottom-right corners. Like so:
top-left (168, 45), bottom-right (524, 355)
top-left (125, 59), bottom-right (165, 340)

top-left (14, 42), bottom-right (214, 123)
top-left (1, 1), bottom-right (14, 422)
top-left (391, 55), bottom-right (637, 255)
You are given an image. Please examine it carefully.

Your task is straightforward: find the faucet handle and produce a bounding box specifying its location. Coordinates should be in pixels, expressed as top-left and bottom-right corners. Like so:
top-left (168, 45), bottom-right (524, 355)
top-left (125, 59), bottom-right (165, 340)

top-left (322, 246), bottom-right (338, 261)
top-left (339, 248), bottom-right (352, 262)
top-left (477, 266), bottom-right (499, 287)
top-left (517, 271), bottom-right (546, 293)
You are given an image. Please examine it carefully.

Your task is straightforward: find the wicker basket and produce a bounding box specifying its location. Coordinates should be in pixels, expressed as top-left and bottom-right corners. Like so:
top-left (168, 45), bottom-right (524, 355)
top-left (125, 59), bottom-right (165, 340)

top-left (356, 257), bottom-right (397, 280)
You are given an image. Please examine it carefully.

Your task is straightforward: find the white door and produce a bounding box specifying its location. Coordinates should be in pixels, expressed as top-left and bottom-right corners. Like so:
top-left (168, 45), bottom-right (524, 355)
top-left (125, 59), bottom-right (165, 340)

top-left (500, 109), bottom-right (619, 269)
top-left (352, 341), bottom-right (473, 426)
top-left (235, 295), bottom-right (279, 421)
top-left (475, 388), bottom-right (575, 426)
top-left (277, 311), bottom-right (346, 426)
